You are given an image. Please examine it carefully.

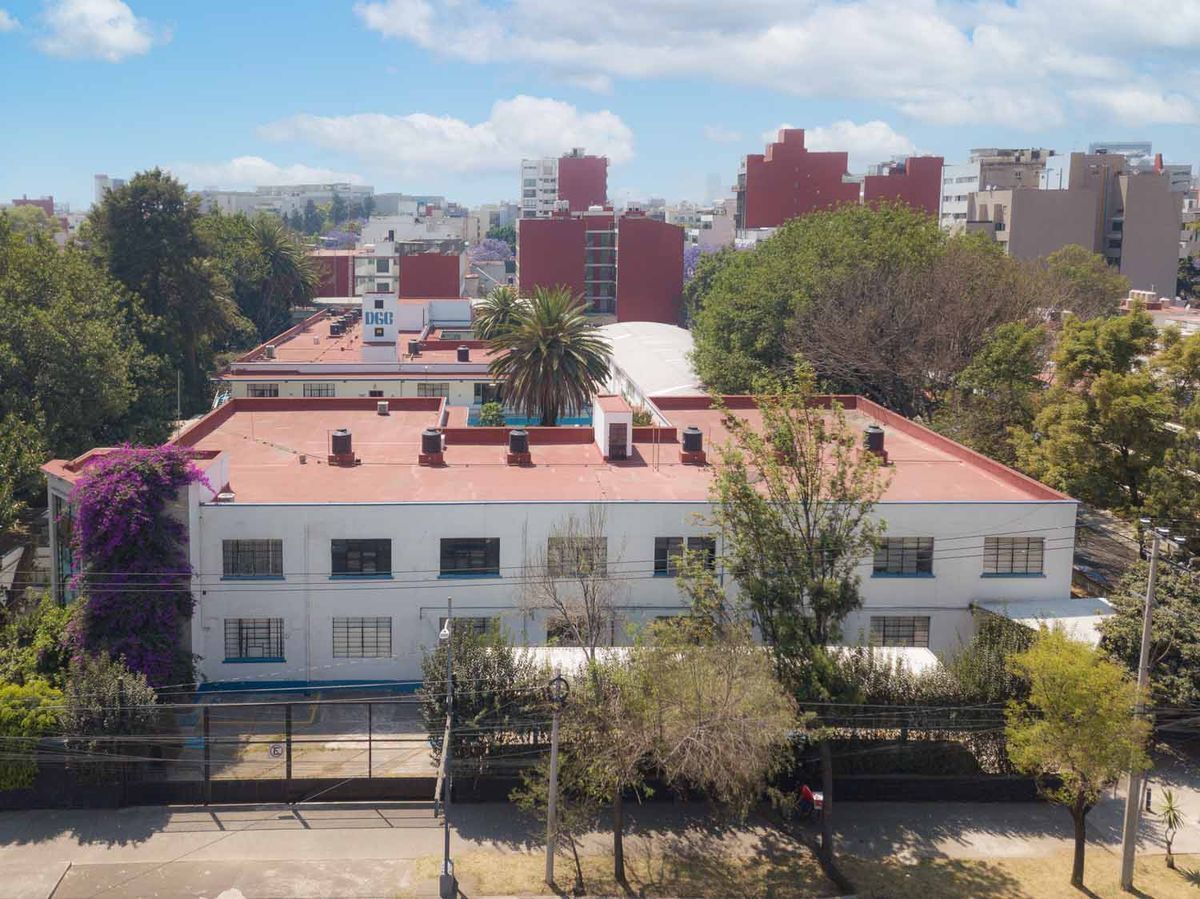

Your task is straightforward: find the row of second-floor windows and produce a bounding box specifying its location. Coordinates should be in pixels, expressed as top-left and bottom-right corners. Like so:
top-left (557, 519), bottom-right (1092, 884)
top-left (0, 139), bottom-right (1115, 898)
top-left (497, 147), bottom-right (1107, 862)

top-left (219, 534), bottom-right (1047, 581)
top-left (873, 536), bottom-right (1044, 576)
top-left (218, 535), bottom-right (716, 580)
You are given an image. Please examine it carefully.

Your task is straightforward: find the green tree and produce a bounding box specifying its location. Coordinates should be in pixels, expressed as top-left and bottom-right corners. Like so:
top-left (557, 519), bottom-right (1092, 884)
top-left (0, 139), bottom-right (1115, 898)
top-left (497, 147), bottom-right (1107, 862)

top-left (1178, 256), bottom-right (1199, 303)
top-left (1100, 560), bottom-right (1200, 707)
top-left (1016, 372), bottom-right (1172, 509)
top-left (690, 203), bottom-right (946, 394)
top-left (286, 209), bottom-right (304, 233)
top-left (486, 223), bottom-right (516, 251)
top-left (0, 680), bottom-right (62, 791)
top-left (1052, 307), bottom-right (1157, 387)
top-left (87, 169), bottom-right (248, 413)
top-left (302, 199), bottom-right (324, 235)
top-left (933, 322), bottom-right (1046, 464)
top-left (682, 245), bottom-right (737, 324)
top-left (419, 624), bottom-right (547, 778)
top-left (0, 414), bottom-right (45, 536)
top-left (62, 654), bottom-right (159, 782)
top-left (0, 218), bottom-right (161, 452)
top-left (477, 401), bottom-right (505, 427)
top-left (329, 191), bottom-right (348, 225)
top-left (1158, 789), bottom-right (1185, 869)
top-left (487, 287), bottom-right (612, 426)
top-left (0, 596), bottom-right (74, 688)
top-left (1, 205), bottom-right (57, 240)
top-left (1006, 629), bottom-right (1150, 889)
top-left (473, 285), bottom-right (522, 341)
top-left (1152, 331), bottom-right (1200, 408)
top-left (1036, 244), bottom-right (1130, 320)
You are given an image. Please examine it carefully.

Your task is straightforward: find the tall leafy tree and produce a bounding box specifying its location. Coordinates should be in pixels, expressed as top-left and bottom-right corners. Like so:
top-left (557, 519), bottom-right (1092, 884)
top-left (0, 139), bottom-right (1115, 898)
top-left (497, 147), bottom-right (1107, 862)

top-left (1006, 629), bottom-right (1149, 889)
top-left (1177, 256), bottom-right (1199, 303)
top-left (329, 191), bottom-right (348, 225)
top-left (933, 322), bottom-right (1046, 465)
top-left (485, 223), bottom-right (515, 251)
top-left (1052, 306), bottom-right (1157, 386)
top-left (302, 199), bottom-right (324, 235)
top-left (0, 218), bottom-right (160, 452)
top-left (1034, 244), bottom-right (1130, 320)
top-left (486, 287), bottom-right (611, 426)
top-left (87, 169), bottom-right (247, 413)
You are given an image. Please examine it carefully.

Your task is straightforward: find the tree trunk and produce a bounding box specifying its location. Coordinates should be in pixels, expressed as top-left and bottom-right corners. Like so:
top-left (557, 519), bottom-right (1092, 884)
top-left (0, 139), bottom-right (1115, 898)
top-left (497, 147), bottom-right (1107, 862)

top-left (612, 790), bottom-right (626, 887)
top-left (1070, 799), bottom-right (1087, 888)
top-left (820, 739), bottom-right (835, 865)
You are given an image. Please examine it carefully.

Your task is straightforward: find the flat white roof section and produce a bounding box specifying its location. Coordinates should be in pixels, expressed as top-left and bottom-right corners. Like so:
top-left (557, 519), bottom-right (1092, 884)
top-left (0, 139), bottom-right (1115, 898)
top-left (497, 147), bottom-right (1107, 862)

top-left (975, 596), bottom-right (1115, 646)
top-left (599, 321), bottom-right (704, 398)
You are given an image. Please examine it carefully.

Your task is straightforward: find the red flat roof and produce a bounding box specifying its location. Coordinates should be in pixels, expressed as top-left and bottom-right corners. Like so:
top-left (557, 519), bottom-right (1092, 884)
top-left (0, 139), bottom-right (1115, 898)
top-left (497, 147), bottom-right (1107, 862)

top-left (96, 395), bottom-right (1071, 505)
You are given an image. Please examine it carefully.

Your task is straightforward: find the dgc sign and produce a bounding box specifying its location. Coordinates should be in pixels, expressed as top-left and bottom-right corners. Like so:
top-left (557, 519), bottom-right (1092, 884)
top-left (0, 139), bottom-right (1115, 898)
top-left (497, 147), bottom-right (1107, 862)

top-left (365, 311), bottom-right (394, 326)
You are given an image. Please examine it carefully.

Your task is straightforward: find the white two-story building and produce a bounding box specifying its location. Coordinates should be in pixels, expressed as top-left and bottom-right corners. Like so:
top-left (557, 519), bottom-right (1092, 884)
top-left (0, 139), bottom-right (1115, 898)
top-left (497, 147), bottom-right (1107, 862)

top-left (44, 388), bottom-right (1077, 687)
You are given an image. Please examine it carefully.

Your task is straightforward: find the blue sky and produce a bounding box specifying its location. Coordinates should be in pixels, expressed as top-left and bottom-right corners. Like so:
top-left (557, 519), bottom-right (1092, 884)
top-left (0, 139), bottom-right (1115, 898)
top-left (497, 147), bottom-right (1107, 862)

top-left (2, 0), bottom-right (1198, 211)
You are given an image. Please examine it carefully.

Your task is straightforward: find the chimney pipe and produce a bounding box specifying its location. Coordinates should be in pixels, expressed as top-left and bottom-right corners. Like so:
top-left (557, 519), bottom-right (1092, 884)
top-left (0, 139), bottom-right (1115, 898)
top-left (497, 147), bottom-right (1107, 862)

top-left (864, 424), bottom-right (889, 464)
top-left (507, 428), bottom-right (531, 465)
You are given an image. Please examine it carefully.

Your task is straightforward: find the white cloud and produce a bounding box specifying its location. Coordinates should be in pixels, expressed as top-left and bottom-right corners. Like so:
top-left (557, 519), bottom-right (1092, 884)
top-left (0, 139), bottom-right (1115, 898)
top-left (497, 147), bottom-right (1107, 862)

top-left (0, 9), bottom-right (19, 31)
top-left (260, 95), bottom-right (634, 175)
top-left (352, 0), bottom-right (1200, 129)
top-left (1070, 87), bottom-right (1199, 126)
top-left (703, 125), bottom-right (741, 144)
top-left (37, 0), bottom-right (163, 62)
top-left (169, 157), bottom-right (366, 190)
top-left (762, 121), bottom-right (917, 171)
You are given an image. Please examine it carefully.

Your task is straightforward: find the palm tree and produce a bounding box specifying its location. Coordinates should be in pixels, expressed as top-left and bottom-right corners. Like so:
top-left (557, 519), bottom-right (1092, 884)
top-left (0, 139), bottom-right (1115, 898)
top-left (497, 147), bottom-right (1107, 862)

top-left (251, 215), bottom-right (319, 338)
top-left (487, 287), bottom-right (612, 426)
top-left (1159, 788), bottom-right (1185, 869)
top-left (474, 285), bottom-right (522, 341)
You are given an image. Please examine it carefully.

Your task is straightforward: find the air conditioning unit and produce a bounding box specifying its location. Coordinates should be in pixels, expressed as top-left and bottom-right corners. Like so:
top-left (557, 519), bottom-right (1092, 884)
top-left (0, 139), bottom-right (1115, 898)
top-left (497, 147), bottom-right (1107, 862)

top-left (377, 401), bottom-right (389, 415)
top-left (263, 344), bottom-right (276, 359)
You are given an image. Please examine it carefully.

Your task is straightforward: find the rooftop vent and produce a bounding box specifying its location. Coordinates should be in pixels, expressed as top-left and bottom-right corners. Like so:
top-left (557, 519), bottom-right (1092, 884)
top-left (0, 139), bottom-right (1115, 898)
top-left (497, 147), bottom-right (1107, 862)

top-left (507, 428), bottom-right (531, 465)
top-left (376, 401), bottom-right (389, 416)
top-left (864, 424), bottom-right (889, 465)
top-left (215, 491), bottom-right (236, 503)
top-left (407, 339), bottom-right (421, 357)
top-left (681, 425), bottom-right (706, 464)
top-left (457, 345), bottom-right (470, 362)
top-left (263, 344), bottom-right (276, 359)
top-left (419, 427), bottom-right (444, 466)
top-left (329, 428), bottom-right (357, 466)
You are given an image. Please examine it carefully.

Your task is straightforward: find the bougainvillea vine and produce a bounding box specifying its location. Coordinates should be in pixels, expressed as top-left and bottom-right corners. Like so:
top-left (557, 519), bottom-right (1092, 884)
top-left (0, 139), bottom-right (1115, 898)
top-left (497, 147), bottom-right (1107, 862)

top-left (69, 445), bottom-right (210, 687)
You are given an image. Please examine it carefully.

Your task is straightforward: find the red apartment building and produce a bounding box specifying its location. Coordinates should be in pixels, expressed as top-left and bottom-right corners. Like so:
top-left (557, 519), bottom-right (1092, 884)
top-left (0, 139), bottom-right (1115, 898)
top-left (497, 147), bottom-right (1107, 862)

top-left (863, 156), bottom-right (944, 216)
top-left (12, 195), bottom-right (55, 218)
top-left (398, 253), bottom-right (460, 298)
top-left (311, 249), bottom-right (355, 296)
top-left (735, 129), bottom-right (859, 229)
top-left (557, 150), bottom-right (608, 212)
top-left (517, 208), bottom-right (683, 324)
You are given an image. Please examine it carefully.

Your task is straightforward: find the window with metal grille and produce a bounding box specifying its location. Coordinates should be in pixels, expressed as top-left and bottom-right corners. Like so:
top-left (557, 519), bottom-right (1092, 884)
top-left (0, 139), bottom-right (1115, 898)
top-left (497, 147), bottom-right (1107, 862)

top-left (375, 258), bottom-right (390, 273)
top-left (547, 537), bottom-right (606, 578)
top-left (224, 618), bottom-right (284, 661)
top-left (438, 616), bottom-right (496, 638)
top-left (653, 537), bottom-right (716, 576)
top-left (869, 616), bottom-right (930, 648)
top-left (332, 617), bottom-right (392, 658)
top-left (247, 383), bottom-right (279, 398)
top-left (417, 382), bottom-right (450, 398)
top-left (983, 537), bottom-right (1044, 575)
top-left (303, 383), bottom-right (335, 398)
top-left (440, 538), bottom-right (500, 576)
top-left (222, 539), bottom-right (283, 578)
top-left (331, 539), bottom-right (391, 576)
top-left (873, 537), bottom-right (934, 575)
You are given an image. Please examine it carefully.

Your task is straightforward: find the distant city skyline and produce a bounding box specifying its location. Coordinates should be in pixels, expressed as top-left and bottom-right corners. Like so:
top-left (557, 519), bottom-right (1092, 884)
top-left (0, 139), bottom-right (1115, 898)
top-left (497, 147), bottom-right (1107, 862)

top-left (1, 1), bottom-right (1197, 211)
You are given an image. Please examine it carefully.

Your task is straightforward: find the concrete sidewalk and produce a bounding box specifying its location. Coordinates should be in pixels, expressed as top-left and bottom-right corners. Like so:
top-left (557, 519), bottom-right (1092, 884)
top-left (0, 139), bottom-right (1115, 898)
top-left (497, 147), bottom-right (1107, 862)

top-left (2, 755), bottom-right (1197, 899)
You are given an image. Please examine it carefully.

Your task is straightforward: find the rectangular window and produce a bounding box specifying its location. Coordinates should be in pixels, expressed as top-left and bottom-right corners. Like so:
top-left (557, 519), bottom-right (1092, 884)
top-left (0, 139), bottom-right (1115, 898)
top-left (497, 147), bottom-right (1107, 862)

top-left (547, 537), bottom-right (607, 578)
top-left (654, 537), bottom-right (716, 575)
top-left (247, 383), bottom-right (279, 398)
top-left (332, 617), bottom-right (392, 658)
top-left (374, 298), bottom-right (384, 309)
top-left (440, 538), bottom-right (500, 577)
top-left (873, 537), bottom-right (934, 576)
top-left (368, 389), bottom-right (384, 398)
top-left (417, 382), bottom-right (450, 398)
top-left (546, 616), bottom-right (582, 645)
top-left (869, 616), bottom-right (930, 648)
top-left (331, 539), bottom-right (392, 577)
top-left (375, 258), bottom-right (390, 274)
top-left (224, 618), bottom-right (284, 661)
top-left (373, 327), bottom-right (385, 338)
top-left (303, 383), bottom-right (335, 398)
top-left (439, 616), bottom-right (497, 638)
top-left (983, 537), bottom-right (1045, 575)
top-left (222, 539), bottom-right (283, 578)
top-left (473, 382), bottom-right (501, 404)
top-left (375, 281), bottom-right (390, 293)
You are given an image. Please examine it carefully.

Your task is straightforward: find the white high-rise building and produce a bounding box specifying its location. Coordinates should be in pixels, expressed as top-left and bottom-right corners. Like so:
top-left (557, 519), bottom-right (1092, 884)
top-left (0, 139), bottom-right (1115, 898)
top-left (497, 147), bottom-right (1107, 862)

top-left (93, 174), bottom-right (126, 205)
top-left (519, 157), bottom-right (562, 218)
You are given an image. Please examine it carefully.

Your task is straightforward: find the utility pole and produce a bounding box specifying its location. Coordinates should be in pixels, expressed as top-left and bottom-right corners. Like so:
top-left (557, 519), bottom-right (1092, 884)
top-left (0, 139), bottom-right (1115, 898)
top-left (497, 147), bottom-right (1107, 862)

top-left (1120, 525), bottom-right (1166, 892)
top-left (544, 671), bottom-right (570, 887)
top-left (439, 597), bottom-right (457, 899)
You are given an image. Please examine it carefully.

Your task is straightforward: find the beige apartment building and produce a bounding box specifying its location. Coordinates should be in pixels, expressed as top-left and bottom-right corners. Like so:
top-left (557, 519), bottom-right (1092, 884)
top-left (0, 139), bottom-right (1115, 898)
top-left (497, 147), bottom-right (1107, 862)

top-left (966, 152), bottom-right (1182, 295)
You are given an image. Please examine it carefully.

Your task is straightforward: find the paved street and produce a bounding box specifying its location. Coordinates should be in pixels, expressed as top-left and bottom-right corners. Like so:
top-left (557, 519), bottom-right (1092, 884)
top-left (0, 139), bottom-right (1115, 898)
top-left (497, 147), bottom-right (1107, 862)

top-left (2, 755), bottom-right (1198, 898)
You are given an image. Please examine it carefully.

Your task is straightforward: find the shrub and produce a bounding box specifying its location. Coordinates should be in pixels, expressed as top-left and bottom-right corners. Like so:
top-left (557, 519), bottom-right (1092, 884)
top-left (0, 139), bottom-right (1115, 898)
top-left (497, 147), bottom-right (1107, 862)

top-left (62, 654), bottom-right (159, 780)
top-left (0, 595), bottom-right (74, 688)
top-left (478, 401), bottom-right (506, 427)
top-left (0, 680), bottom-right (62, 790)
